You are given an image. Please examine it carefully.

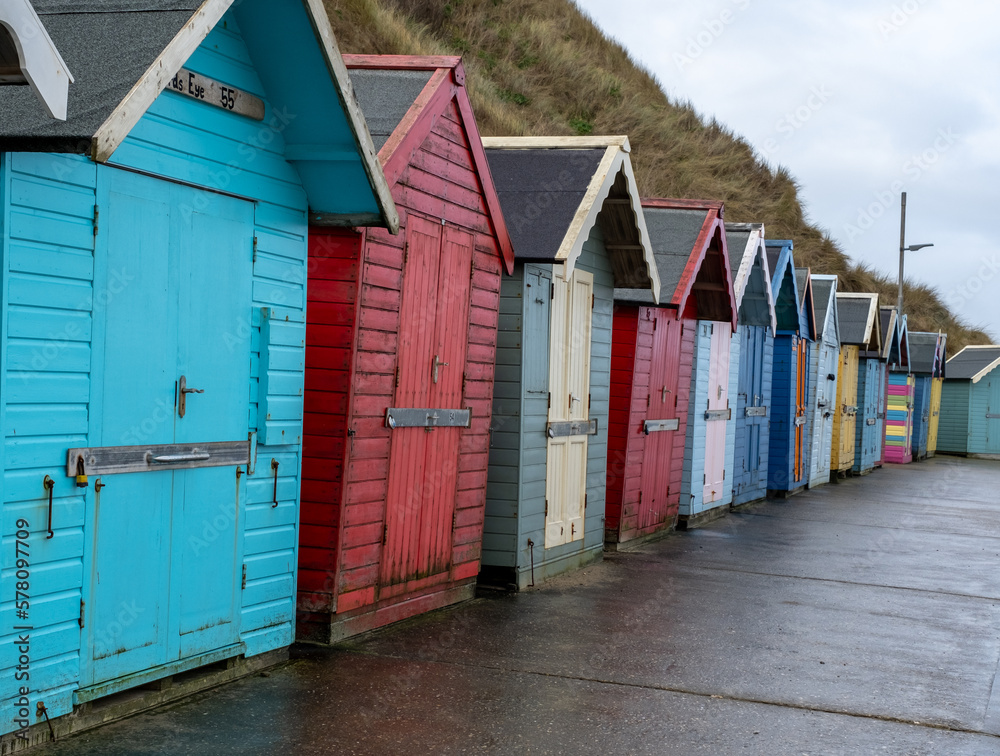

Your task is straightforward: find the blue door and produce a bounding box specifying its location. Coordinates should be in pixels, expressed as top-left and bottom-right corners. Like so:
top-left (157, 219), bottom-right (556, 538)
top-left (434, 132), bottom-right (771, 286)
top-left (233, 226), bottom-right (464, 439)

top-left (84, 169), bottom-right (253, 686)
top-left (735, 325), bottom-right (766, 499)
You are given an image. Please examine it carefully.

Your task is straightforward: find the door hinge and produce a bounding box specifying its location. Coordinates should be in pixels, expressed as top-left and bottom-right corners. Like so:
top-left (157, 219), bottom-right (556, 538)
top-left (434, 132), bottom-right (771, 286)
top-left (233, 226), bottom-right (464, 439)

top-left (241, 564), bottom-right (247, 590)
top-left (79, 599), bottom-right (85, 628)
top-left (547, 392), bottom-right (551, 409)
top-left (675, 395), bottom-right (679, 408)
top-left (588, 393), bottom-right (591, 410)
top-left (252, 236), bottom-right (258, 263)
top-left (592, 293), bottom-right (595, 309)
top-left (653, 317), bottom-right (657, 331)
top-left (638, 491), bottom-right (642, 505)
top-left (584, 493), bottom-right (588, 510)
top-left (92, 205), bottom-right (99, 237)
top-left (551, 283), bottom-right (555, 298)
top-left (462, 373), bottom-right (468, 395)
top-left (544, 499), bottom-right (549, 517)
top-left (646, 394), bottom-right (650, 408)
top-left (395, 366), bottom-right (400, 388)
top-left (382, 523), bottom-right (388, 545)
top-left (703, 474), bottom-right (706, 484)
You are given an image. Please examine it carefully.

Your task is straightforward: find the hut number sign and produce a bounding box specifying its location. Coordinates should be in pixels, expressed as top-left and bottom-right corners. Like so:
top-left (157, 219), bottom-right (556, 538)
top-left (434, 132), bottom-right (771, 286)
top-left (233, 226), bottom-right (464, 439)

top-left (166, 68), bottom-right (265, 121)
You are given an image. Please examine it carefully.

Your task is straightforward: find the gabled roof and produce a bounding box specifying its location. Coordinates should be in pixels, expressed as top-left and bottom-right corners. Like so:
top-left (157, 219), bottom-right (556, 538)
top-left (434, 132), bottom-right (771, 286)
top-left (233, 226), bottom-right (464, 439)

top-left (0, 0), bottom-right (74, 119)
top-left (766, 240), bottom-right (801, 335)
top-left (725, 223), bottom-right (776, 333)
top-left (615, 198), bottom-right (736, 328)
top-left (483, 136), bottom-right (659, 299)
top-left (811, 275), bottom-right (841, 348)
top-left (794, 268), bottom-right (816, 341)
top-left (946, 345), bottom-right (1000, 383)
top-left (0, 0), bottom-right (398, 231)
top-left (908, 332), bottom-right (944, 376)
top-left (344, 55), bottom-right (514, 274)
top-left (896, 313), bottom-right (911, 372)
top-left (836, 293), bottom-right (881, 352)
top-left (879, 306), bottom-right (899, 363)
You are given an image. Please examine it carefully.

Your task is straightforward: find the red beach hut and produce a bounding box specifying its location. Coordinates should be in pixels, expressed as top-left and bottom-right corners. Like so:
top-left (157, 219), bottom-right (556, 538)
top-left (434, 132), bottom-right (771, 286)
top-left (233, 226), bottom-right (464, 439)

top-left (297, 56), bottom-right (514, 642)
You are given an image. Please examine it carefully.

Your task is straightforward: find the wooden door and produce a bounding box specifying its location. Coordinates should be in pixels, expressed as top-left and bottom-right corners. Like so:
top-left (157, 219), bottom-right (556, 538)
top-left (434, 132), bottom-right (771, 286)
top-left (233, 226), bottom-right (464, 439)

top-left (86, 170), bottom-right (251, 685)
top-left (793, 337), bottom-right (808, 482)
top-left (744, 327), bottom-right (767, 491)
top-left (904, 376), bottom-right (915, 455)
top-left (927, 377), bottom-right (943, 452)
top-left (812, 343), bottom-right (836, 480)
top-left (838, 347), bottom-right (858, 469)
top-left (382, 216), bottom-right (474, 586)
top-left (863, 359), bottom-right (880, 462)
top-left (545, 268), bottom-right (593, 548)
top-left (638, 311), bottom-right (681, 528)
top-left (703, 321), bottom-right (731, 504)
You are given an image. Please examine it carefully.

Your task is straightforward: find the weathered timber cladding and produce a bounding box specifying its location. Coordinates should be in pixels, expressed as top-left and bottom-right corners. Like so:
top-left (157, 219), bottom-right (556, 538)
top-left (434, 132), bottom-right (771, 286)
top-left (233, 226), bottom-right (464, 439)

top-left (297, 81), bottom-right (504, 640)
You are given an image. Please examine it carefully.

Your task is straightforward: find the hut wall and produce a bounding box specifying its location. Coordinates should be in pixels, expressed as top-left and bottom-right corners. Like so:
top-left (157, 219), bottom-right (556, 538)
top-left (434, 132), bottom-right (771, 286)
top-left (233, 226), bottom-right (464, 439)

top-left (938, 381), bottom-right (970, 454)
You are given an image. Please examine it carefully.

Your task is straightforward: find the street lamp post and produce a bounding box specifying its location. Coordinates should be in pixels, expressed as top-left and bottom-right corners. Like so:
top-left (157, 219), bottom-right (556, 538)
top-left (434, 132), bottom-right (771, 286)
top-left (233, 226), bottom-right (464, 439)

top-left (897, 191), bottom-right (933, 315)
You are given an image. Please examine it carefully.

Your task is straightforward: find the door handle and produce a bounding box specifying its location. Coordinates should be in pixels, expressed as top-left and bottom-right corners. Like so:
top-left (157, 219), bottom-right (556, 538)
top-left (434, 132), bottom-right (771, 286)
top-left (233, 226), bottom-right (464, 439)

top-left (432, 355), bottom-right (449, 384)
top-left (146, 451), bottom-right (211, 464)
top-left (178, 375), bottom-right (204, 418)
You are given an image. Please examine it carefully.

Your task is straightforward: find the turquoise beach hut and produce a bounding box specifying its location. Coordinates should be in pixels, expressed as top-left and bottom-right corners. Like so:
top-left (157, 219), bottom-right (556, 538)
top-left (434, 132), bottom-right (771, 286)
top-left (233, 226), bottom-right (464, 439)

top-left (0, 0), bottom-right (396, 742)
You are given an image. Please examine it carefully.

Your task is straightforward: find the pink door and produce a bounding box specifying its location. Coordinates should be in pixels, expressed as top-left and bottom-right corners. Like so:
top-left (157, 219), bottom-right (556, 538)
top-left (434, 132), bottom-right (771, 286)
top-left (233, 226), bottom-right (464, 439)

top-left (381, 215), bottom-right (474, 587)
top-left (638, 312), bottom-right (682, 529)
top-left (703, 321), bottom-right (732, 504)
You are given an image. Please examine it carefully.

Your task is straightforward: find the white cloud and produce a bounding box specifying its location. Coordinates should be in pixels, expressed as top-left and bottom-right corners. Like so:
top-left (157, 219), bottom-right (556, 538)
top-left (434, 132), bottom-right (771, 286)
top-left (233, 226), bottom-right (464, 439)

top-left (575, 0), bottom-right (1000, 338)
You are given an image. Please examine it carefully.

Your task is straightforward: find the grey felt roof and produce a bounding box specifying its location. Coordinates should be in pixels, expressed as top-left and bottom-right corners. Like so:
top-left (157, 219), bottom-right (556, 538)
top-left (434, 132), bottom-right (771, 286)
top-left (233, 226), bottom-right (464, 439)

top-left (794, 269), bottom-right (808, 301)
top-left (645, 207), bottom-right (707, 292)
top-left (837, 297), bottom-right (872, 345)
top-left (485, 148), bottom-right (605, 261)
top-left (908, 333), bottom-right (940, 374)
top-left (946, 347), bottom-right (1000, 380)
top-left (812, 278), bottom-right (834, 337)
top-left (614, 206), bottom-right (708, 304)
top-left (725, 227), bottom-right (752, 280)
top-left (0, 2), bottom-right (201, 150)
top-left (766, 247), bottom-right (781, 281)
top-left (348, 68), bottom-right (433, 152)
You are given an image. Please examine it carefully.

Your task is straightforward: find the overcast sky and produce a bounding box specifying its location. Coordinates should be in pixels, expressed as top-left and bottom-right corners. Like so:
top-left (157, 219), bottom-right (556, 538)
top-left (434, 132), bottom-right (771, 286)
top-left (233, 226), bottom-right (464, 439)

top-left (575, 0), bottom-right (998, 340)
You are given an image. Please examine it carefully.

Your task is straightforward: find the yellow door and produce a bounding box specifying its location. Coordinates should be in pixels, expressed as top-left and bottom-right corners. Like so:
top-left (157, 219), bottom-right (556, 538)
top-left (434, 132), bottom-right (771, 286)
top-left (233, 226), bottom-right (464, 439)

top-left (927, 377), bottom-right (943, 454)
top-left (830, 346), bottom-right (859, 471)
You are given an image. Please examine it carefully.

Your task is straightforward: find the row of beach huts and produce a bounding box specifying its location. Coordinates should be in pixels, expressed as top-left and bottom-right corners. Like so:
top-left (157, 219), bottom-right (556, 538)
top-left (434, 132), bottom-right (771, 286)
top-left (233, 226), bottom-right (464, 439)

top-left (2, 0), bottom-right (999, 745)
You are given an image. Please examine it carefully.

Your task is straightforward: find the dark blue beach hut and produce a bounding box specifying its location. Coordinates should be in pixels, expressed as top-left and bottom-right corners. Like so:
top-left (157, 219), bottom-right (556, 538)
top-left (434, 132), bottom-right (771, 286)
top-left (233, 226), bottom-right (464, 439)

top-left (765, 242), bottom-right (811, 494)
top-left (725, 224), bottom-right (776, 507)
top-left (0, 0), bottom-right (397, 740)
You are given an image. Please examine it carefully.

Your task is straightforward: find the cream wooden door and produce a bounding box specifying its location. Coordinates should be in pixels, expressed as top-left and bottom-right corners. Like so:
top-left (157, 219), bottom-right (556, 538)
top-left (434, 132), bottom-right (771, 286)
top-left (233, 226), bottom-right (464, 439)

top-left (545, 268), bottom-right (593, 548)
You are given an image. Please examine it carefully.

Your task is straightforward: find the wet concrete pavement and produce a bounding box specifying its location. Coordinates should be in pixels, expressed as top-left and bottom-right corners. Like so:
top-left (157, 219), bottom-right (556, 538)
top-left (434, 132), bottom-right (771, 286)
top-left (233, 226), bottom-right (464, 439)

top-left (37, 456), bottom-right (1000, 754)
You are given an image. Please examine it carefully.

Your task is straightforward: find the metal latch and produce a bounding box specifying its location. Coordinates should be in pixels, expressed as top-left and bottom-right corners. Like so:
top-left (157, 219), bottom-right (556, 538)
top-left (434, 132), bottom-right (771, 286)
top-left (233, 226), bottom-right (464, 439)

top-left (643, 418), bottom-right (679, 434)
top-left (385, 407), bottom-right (472, 429)
top-left (705, 408), bottom-right (731, 421)
top-left (547, 419), bottom-right (599, 438)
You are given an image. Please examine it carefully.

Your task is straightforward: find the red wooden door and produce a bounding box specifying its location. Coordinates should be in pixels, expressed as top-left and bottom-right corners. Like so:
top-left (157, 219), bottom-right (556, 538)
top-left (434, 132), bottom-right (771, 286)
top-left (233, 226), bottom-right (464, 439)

top-left (638, 311), bottom-right (681, 529)
top-left (793, 337), bottom-right (807, 482)
top-left (381, 216), bottom-right (474, 587)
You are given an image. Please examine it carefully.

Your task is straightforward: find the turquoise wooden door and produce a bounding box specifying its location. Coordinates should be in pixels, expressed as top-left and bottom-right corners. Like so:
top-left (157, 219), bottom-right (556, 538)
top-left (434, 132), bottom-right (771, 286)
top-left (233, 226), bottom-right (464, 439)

top-left (85, 169), bottom-right (252, 686)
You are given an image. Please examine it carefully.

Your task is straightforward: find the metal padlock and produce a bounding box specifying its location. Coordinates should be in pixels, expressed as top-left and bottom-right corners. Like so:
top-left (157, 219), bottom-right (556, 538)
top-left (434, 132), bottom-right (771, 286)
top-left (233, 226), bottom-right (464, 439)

top-left (75, 457), bottom-right (89, 488)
